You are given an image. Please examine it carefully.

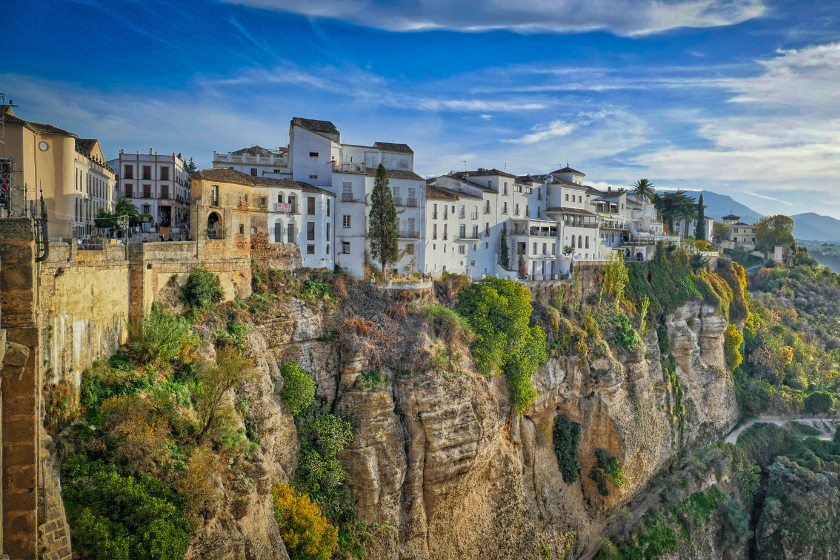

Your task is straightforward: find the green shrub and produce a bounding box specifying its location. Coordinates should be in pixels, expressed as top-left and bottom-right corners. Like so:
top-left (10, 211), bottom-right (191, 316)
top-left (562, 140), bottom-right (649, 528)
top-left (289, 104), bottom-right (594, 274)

top-left (421, 303), bottom-right (475, 343)
top-left (589, 467), bottom-right (611, 497)
top-left (719, 497), bottom-right (751, 550)
top-left (298, 280), bottom-right (333, 302)
top-left (790, 421), bottom-right (821, 437)
top-left (612, 313), bottom-right (643, 353)
top-left (724, 324), bottom-right (744, 371)
top-left (457, 278), bottom-right (547, 414)
top-left (61, 455), bottom-right (190, 560)
top-left (280, 362), bottom-right (316, 417)
top-left (553, 415), bottom-right (581, 484)
top-left (294, 406), bottom-right (355, 521)
top-left (804, 391), bottom-right (836, 414)
top-left (594, 448), bottom-right (625, 490)
top-left (128, 304), bottom-right (198, 369)
top-left (181, 264), bottom-right (222, 311)
top-left (359, 370), bottom-right (388, 390)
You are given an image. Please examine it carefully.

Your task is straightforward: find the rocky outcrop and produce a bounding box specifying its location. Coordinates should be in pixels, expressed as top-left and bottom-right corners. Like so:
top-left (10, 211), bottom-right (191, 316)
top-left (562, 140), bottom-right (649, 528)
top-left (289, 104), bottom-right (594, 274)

top-left (186, 296), bottom-right (739, 560)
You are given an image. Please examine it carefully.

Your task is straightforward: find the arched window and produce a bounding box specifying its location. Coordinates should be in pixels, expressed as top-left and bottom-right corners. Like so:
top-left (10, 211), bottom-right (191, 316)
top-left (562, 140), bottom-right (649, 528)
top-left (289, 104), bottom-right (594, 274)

top-left (585, 237), bottom-right (589, 249)
top-left (274, 220), bottom-right (283, 242)
top-left (578, 236), bottom-right (582, 249)
top-left (278, 193), bottom-right (283, 204)
top-left (207, 212), bottom-right (221, 239)
top-left (570, 235), bottom-right (575, 249)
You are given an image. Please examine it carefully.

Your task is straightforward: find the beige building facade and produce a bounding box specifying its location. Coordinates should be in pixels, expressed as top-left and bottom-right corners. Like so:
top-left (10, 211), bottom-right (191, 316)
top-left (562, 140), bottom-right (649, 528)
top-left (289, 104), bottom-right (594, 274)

top-left (0, 105), bottom-right (116, 238)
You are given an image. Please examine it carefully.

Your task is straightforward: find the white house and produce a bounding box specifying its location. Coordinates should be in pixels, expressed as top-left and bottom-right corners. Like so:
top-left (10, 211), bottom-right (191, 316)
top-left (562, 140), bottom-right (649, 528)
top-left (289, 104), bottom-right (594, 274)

top-left (212, 145), bottom-right (290, 179)
top-left (286, 117), bottom-right (426, 278)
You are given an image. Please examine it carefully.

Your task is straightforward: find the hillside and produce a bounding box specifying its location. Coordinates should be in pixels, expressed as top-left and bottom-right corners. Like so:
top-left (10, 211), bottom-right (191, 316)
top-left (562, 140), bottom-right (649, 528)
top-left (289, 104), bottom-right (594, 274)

top-left (660, 189), bottom-right (763, 223)
top-left (791, 212), bottom-right (840, 242)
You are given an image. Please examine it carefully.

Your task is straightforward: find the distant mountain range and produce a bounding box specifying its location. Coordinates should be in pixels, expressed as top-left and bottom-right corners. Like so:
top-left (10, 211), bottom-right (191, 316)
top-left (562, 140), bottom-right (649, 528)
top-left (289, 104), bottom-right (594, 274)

top-left (659, 189), bottom-right (840, 242)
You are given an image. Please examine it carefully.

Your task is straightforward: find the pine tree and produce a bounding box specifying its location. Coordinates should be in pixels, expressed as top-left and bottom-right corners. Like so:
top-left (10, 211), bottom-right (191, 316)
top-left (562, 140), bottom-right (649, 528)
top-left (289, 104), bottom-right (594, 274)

top-left (500, 229), bottom-right (510, 269)
top-left (695, 193), bottom-right (706, 241)
top-left (368, 164), bottom-right (399, 280)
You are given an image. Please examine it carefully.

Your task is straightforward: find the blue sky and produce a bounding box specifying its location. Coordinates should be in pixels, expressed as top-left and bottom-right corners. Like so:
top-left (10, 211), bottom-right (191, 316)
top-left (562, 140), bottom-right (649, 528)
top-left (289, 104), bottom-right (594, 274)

top-left (5, 0), bottom-right (840, 216)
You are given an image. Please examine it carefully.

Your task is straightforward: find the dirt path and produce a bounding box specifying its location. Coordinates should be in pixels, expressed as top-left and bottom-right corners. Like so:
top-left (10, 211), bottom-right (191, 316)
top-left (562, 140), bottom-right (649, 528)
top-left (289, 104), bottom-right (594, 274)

top-left (724, 416), bottom-right (839, 444)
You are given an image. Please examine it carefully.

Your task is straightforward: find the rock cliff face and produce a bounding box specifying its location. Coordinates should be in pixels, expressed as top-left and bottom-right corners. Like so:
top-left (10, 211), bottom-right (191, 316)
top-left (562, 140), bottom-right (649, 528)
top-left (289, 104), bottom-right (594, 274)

top-left (188, 297), bottom-right (739, 559)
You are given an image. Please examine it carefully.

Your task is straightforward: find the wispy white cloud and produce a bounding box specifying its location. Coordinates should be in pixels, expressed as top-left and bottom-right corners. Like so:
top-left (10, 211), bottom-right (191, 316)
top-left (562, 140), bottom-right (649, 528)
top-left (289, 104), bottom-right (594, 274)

top-left (502, 120), bottom-right (576, 144)
top-left (221, 0), bottom-right (765, 36)
top-left (743, 192), bottom-right (794, 206)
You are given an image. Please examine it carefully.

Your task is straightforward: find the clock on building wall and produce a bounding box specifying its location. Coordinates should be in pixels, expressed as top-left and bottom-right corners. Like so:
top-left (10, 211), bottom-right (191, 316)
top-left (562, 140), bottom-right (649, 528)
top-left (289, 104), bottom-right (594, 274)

top-left (38, 141), bottom-right (49, 151)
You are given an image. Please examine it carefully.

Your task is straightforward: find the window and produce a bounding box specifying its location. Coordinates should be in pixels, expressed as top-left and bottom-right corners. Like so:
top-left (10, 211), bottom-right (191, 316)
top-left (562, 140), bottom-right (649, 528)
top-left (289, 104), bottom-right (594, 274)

top-left (309, 152), bottom-right (319, 158)
top-left (251, 226), bottom-right (258, 234)
top-left (124, 165), bottom-right (134, 179)
top-left (307, 197), bottom-right (316, 215)
top-left (250, 168), bottom-right (257, 176)
top-left (124, 183), bottom-right (133, 197)
top-left (259, 197), bottom-right (266, 207)
top-left (585, 237), bottom-right (589, 249)
top-left (275, 223), bottom-right (283, 242)
top-left (565, 193), bottom-right (569, 201)
top-left (459, 245), bottom-right (466, 255)
top-left (143, 204), bottom-right (151, 214)
top-left (161, 185), bottom-right (169, 199)
top-left (537, 188), bottom-right (542, 200)
top-left (433, 204), bottom-right (438, 219)
top-left (160, 167), bottom-right (170, 180)
top-left (503, 182), bottom-right (508, 195)
top-left (326, 223), bottom-right (331, 241)
top-left (533, 243), bottom-right (537, 255)
top-left (239, 224), bottom-right (245, 234)
top-left (326, 244), bottom-right (330, 254)
top-left (307, 244), bottom-right (315, 254)
top-left (342, 182), bottom-right (353, 202)
top-left (408, 218), bottom-right (415, 234)
top-left (525, 204), bottom-right (530, 217)
top-left (211, 185), bottom-right (219, 205)
top-left (502, 202), bottom-right (508, 215)
top-left (342, 242), bottom-right (350, 254)
top-left (515, 203), bottom-right (520, 216)
top-left (408, 188), bottom-right (416, 206)
top-left (343, 215), bottom-right (351, 228)
top-left (433, 224), bottom-right (438, 239)
top-left (443, 224), bottom-right (448, 240)
top-left (142, 165), bottom-right (152, 180)
top-left (485, 200), bottom-right (491, 214)
top-left (393, 187), bottom-right (401, 205)
top-left (443, 206), bottom-right (448, 219)
top-left (326, 199), bottom-right (331, 217)
top-left (542, 243), bottom-right (547, 255)
top-left (460, 224), bottom-right (466, 238)
top-left (245, 194), bottom-right (249, 203)
top-left (309, 174), bottom-right (318, 180)
top-left (143, 184), bottom-right (151, 198)
top-left (485, 223), bottom-right (490, 237)
top-left (472, 225), bottom-right (479, 238)
top-left (307, 222), bottom-right (315, 240)
top-left (515, 185), bottom-right (522, 193)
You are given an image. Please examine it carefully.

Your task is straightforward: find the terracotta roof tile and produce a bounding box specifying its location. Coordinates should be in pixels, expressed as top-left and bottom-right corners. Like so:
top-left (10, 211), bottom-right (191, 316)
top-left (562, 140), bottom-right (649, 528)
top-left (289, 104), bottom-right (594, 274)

top-left (291, 117), bottom-right (339, 135)
top-left (373, 142), bottom-right (413, 154)
top-left (365, 168), bottom-right (424, 181)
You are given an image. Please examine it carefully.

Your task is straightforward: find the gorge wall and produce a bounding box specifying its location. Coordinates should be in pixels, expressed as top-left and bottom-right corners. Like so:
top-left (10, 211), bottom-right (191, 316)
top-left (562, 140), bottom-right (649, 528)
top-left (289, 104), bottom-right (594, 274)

top-left (188, 290), bottom-right (740, 560)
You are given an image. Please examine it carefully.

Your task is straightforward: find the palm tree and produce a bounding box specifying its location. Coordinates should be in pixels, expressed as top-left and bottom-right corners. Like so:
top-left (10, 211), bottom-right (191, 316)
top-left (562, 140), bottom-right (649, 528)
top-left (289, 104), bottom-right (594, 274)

top-left (114, 198), bottom-right (140, 226)
top-left (631, 179), bottom-right (655, 202)
top-left (654, 190), bottom-right (694, 234)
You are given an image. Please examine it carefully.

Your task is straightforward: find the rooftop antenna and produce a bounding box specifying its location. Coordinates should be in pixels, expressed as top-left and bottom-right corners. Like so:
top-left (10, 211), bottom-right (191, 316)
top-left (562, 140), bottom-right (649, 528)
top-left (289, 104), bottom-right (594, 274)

top-left (461, 160), bottom-right (468, 172)
top-left (503, 163), bottom-right (507, 172)
top-left (0, 93), bottom-right (19, 144)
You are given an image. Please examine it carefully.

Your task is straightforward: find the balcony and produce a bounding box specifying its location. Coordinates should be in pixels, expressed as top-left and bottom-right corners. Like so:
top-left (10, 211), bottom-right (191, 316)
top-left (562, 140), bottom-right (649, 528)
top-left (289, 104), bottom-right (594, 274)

top-left (398, 230), bottom-right (419, 239)
top-left (333, 161), bottom-right (367, 174)
top-left (510, 228), bottom-right (559, 237)
top-left (458, 210), bottom-right (466, 219)
top-left (470, 211), bottom-right (478, 220)
top-left (406, 198), bottom-right (417, 208)
top-left (459, 231), bottom-right (481, 240)
top-left (484, 207), bottom-right (491, 215)
top-left (432, 212), bottom-right (438, 219)
top-left (342, 194), bottom-right (356, 202)
top-left (276, 202), bottom-right (298, 214)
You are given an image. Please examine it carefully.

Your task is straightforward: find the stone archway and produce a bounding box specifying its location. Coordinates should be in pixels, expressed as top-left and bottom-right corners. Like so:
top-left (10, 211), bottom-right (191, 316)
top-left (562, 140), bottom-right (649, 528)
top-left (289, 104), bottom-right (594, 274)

top-left (207, 211), bottom-right (221, 239)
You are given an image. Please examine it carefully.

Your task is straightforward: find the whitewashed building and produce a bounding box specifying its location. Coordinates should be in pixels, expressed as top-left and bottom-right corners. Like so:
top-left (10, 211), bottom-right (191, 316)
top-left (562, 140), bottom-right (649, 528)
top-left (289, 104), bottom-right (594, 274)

top-left (108, 150), bottom-right (191, 233)
top-left (286, 117), bottom-right (425, 278)
top-left (212, 145), bottom-right (290, 179)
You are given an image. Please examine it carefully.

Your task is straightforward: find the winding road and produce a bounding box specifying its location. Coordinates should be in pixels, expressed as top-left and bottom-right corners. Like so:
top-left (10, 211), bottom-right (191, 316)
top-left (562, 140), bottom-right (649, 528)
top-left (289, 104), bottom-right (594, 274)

top-left (724, 416), bottom-right (839, 444)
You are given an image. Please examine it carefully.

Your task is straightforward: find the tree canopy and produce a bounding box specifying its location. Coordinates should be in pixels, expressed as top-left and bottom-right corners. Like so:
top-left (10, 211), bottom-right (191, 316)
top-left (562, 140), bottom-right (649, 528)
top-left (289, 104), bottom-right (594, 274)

top-left (631, 178), bottom-right (655, 202)
top-left (653, 190), bottom-right (695, 235)
top-left (368, 164), bottom-right (399, 278)
top-left (755, 215), bottom-right (795, 254)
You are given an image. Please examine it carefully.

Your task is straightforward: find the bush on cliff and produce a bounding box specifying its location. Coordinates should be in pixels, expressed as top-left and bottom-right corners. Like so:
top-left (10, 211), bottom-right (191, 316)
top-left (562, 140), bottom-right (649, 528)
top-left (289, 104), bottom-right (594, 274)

top-left (724, 324), bottom-right (744, 371)
top-left (128, 304), bottom-right (198, 369)
top-left (62, 455), bottom-right (190, 560)
top-left (181, 264), bottom-right (222, 311)
top-left (280, 361), bottom-right (317, 417)
top-left (272, 483), bottom-right (338, 560)
top-left (457, 277), bottom-right (547, 414)
top-left (553, 415), bottom-right (581, 484)
top-left (804, 391), bottom-right (836, 414)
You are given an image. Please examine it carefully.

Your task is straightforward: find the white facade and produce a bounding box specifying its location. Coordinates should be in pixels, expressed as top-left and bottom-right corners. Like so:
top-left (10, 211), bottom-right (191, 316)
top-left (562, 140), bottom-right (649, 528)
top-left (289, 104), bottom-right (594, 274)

top-left (213, 146), bottom-right (290, 179)
top-left (107, 150), bottom-right (191, 232)
top-left (74, 140), bottom-right (117, 237)
top-left (286, 118), bottom-right (425, 278)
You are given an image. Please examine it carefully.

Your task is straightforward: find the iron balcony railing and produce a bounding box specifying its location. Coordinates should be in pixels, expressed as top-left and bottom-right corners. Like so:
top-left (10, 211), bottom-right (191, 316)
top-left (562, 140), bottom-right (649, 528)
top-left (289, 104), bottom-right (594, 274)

top-left (406, 198), bottom-right (417, 207)
top-left (398, 230), bottom-right (419, 238)
top-left (342, 194), bottom-right (355, 202)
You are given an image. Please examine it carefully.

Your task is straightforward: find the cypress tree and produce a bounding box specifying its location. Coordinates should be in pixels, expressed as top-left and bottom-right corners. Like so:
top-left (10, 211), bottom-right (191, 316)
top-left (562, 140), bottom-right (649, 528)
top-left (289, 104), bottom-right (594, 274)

top-left (368, 164), bottom-right (399, 280)
top-left (500, 229), bottom-right (510, 269)
top-left (695, 193), bottom-right (706, 241)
